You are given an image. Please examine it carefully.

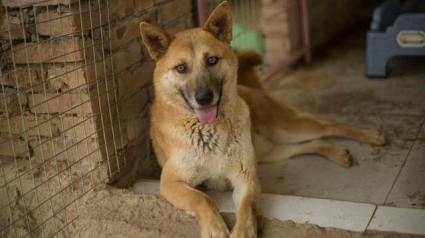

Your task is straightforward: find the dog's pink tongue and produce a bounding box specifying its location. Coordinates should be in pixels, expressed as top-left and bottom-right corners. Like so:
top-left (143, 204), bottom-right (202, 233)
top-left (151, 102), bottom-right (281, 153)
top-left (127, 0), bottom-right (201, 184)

top-left (194, 105), bottom-right (217, 124)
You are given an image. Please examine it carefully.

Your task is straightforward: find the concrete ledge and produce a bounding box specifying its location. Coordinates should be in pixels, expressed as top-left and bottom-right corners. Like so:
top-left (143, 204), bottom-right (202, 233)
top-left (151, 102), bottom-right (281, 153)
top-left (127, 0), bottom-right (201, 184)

top-left (131, 180), bottom-right (425, 235)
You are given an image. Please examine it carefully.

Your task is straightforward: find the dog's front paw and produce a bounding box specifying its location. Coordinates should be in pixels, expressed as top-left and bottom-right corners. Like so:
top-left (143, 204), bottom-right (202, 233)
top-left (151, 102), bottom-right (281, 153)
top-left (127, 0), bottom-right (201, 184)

top-left (230, 223), bottom-right (257, 238)
top-left (199, 211), bottom-right (229, 238)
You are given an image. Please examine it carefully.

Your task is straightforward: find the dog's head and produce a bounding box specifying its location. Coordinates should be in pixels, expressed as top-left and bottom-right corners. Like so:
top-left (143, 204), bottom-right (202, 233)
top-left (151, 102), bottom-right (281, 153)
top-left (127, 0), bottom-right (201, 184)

top-left (139, 2), bottom-right (237, 125)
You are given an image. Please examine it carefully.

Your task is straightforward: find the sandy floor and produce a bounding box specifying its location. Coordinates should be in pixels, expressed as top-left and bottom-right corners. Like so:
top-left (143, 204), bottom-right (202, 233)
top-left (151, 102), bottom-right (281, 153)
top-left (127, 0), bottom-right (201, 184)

top-left (69, 187), bottom-right (424, 238)
top-left (0, 153), bottom-right (104, 237)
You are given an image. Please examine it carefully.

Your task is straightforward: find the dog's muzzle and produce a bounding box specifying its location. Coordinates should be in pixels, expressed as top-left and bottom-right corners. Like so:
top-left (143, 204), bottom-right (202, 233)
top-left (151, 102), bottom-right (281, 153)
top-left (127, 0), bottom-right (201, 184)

top-left (180, 81), bottom-right (224, 125)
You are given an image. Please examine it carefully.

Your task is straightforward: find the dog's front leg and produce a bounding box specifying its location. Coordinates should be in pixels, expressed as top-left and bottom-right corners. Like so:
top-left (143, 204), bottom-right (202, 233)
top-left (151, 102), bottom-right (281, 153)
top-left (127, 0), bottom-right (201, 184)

top-left (159, 162), bottom-right (229, 238)
top-left (230, 163), bottom-right (261, 238)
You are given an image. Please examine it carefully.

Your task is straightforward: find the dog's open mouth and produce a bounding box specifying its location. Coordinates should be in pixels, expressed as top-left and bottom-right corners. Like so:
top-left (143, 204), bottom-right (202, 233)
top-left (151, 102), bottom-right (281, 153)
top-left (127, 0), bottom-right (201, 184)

top-left (194, 104), bottom-right (217, 125)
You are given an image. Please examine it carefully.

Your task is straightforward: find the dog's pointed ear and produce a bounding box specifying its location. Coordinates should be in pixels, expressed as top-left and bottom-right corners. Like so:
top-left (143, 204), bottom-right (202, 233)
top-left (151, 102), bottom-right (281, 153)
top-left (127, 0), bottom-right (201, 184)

top-left (202, 1), bottom-right (233, 42)
top-left (139, 22), bottom-right (175, 60)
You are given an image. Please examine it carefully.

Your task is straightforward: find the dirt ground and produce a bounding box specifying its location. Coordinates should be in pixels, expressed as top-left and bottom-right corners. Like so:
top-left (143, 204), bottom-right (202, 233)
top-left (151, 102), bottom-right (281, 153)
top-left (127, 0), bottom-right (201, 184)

top-left (2, 178), bottom-right (424, 238)
top-left (0, 153), bottom-right (104, 238)
top-left (68, 187), bottom-right (424, 238)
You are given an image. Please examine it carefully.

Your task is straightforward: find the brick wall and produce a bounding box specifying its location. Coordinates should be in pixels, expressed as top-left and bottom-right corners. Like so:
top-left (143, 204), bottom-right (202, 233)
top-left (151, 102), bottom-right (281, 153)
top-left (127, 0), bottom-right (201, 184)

top-left (108, 0), bottom-right (195, 187)
top-left (0, 0), bottom-right (195, 189)
top-left (262, 0), bottom-right (293, 65)
top-left (0, 0), bottom-right (118, 187)
top-left (0, 0), bottom-right (195, 236)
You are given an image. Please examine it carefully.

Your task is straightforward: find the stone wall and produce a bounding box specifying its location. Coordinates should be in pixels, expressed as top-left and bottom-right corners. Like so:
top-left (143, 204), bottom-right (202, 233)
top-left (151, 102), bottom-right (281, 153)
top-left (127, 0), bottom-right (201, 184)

top-left (0, 0), bottom-right (194, 236)
top-left (0, 0), bottom-right (195, 192)
top-left (1, 1), bottom-right (115, 236)
top-left (262, 0), bottom-right (296, 65)
top-left (0, 0), bottom-right (115, 189)
top-left (108, 0), bottom-right (195, 186)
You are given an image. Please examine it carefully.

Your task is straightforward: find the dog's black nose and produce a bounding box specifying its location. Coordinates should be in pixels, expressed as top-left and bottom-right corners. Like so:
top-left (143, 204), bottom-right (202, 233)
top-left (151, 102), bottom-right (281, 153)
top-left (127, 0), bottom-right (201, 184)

top-left (195, 90), bottom-right (214, 106)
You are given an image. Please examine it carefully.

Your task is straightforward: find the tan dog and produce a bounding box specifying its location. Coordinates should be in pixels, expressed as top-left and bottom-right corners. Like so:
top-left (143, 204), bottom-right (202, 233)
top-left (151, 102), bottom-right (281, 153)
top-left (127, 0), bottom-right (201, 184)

top-left (139, 2), bottom-right (385, 238)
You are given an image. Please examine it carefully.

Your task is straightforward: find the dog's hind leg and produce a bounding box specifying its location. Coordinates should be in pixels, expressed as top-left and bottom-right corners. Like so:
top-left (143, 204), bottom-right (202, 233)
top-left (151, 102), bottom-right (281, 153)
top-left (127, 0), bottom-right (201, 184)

top-left (266, 113), bottom-right (386, 146)
top-left (319, 119), bottom-right (386, 145)
top-left (256, 136), bottom-right (353, 167)
top-left (238, 86), bottom-right (386, 146)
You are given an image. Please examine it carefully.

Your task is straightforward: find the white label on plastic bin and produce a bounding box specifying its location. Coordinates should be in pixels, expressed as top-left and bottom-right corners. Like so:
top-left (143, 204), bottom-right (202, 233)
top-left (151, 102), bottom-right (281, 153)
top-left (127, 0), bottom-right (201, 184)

top-left (397, 31), bottom-right (425, 48)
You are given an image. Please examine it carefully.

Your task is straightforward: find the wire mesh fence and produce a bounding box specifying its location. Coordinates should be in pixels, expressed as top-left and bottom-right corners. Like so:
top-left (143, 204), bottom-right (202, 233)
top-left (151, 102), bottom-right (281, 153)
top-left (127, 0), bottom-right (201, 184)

top-left (0, 0), bottom-right (126, 237)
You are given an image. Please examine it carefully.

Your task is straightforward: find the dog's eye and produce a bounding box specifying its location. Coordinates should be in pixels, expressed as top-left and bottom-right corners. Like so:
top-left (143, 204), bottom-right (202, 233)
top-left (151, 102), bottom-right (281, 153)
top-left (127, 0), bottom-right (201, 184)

top-left (207, 57), bottom-right (218, 66)
top-left (175, 64), bottom-right (187, 73)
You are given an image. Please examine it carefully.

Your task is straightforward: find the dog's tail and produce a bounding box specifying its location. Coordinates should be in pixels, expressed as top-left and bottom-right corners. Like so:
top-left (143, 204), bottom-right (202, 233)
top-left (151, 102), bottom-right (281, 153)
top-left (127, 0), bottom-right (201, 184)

top-left (237, 50), bottom-right (262, 69)
top-left (236, 50), bottom-right (265, 91)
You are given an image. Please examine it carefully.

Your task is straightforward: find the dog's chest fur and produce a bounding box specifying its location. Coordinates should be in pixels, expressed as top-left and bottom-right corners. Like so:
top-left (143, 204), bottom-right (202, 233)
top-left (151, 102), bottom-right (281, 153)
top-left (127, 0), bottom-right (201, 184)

top-left (182, 117), bottom-right (245, 154)
top-left (184, 119), bottom-right (220, 153)
top-left (171, 117), bottom-right (246, 190)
